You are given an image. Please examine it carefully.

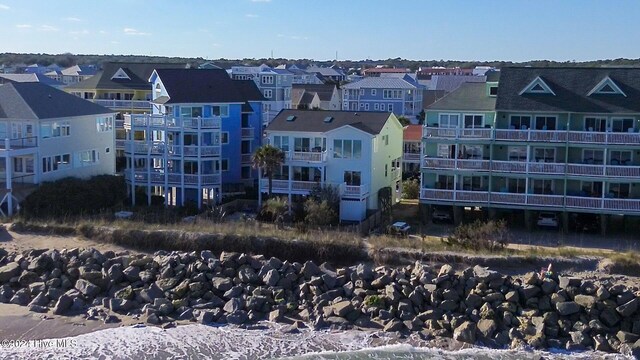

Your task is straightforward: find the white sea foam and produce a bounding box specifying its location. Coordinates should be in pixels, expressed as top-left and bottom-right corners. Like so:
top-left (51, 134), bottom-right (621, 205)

top-left (0, 323), bottom-right (633, 360)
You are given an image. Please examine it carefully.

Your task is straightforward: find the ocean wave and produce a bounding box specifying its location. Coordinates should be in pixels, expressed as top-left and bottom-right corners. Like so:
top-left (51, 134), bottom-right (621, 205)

top-left (0, 323), bottom-right (633, 360)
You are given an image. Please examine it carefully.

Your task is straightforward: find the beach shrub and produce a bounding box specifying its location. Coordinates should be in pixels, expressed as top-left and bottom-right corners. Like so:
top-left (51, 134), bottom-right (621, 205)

top-left (304, 198), bottom-right (337, 227)
top-left (21, 175), bottom-right (126, 219)
top-left (443, 220), bottom-right (509, 252)
top-left (402, 179), bottom-right (420, 199)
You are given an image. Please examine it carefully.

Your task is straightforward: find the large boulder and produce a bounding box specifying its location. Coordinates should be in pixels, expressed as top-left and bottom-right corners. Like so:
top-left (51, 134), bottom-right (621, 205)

top-left (332, 301), bottom-right (354, 317)
top-left (556, 301), bottom-right (581, 316)
top-left (617, 298), bottom-right (639, 317)
top-left (453, 321), bottom-right (476, 344)
top-left (211, 277), bottom-right (233, 292)
top-left (75, 279), bottom-right (100, 298)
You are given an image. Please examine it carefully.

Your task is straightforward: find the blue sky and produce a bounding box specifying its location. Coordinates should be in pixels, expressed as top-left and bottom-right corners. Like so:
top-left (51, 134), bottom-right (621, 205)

top-left (0, 0), bottom-right (639, 62)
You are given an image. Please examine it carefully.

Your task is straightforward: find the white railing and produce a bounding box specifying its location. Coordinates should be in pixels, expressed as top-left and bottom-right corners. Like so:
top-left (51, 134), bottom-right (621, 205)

top-left (606, 166), bottom-right (640, 177)
top-left (422, 157), bottom-right (456, 169)
top-left (125, 141), bottom-right (220, 157)
top-left (93, 99), bottom-right (151, 110)
top-left (527, 162), bottom-right (565, 175)
top-left (342, 183), bottom-right (369, 198)
top-left (260, 179), bottom-right (319, 192)
top-left (125, 114), bottom-right (221, 129)
top-left (241, 128), bottom-right (254, 138)
top-left (457, 159), bottom-right (490, 171)
top-left (241, 154), bottom-right (253, 163)
top-left (566, 164), bottom-right (603, 176)
top-left (403, 153), bottom-right (421, 162)
top-left (423, 127), bottom-right (492, 139)
top-left (115, 139), bottom-right (125, 149)
top-left (125, 171), bottom-right (221, 186)
top-left (491, 160), bottom-right (527, 173)
top-left (424, 126), bottom-right (640, 145)
top-left (420, 190), bottom-right (640, 212)
top-left (288, 151), bottom-right (327, 162)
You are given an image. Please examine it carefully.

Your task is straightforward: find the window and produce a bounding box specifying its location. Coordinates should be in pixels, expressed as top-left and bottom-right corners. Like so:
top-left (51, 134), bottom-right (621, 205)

top-left (489, 86), bottom-right (498, 96)
top-left (583, 149), bottom-right (604, 165)
top-left (461, 144), bottom-right (483, 159)
top-left (507, 178), bottom-right (526, 193)
top-left (462, 176), bottom-right (484, 191)
top-left (0, 123), bottom-right (6, 139)
top-left (221, 132), bottom-right (229, 144)
top-left (96, 116), bottom-right (113, 132)
top-left (380, 104), bottom-right (385, 111)
top-left (241, 166), bottom-right (251, 179)
top-left (382, 135), bottom-right (389, 146)
top-left (581, 181), bottom-right (603, 197)
top-left (364, 103), bottom-right (369, 111)
top-left (533, 148), bottom-right (555, 162)
top-left (184, 134), bottom-right (198, 146)
top-left (510, 115), bottom-right (531, 130)
top-left (262, 75), bottom-right (274, 84)
top-left (75, 150), bottom-right (99, 167)
top-left (374, 103), bottom-right (379, 110)
top-left (463, 115), bottom-right (483, 128)
top-left (343, 171), bottom-right (361, 186)
top-left (532, 179), bottom-right (555, 195)
top-left (584, 117), bottom-right (607, 132)
top-left (212, 105), bottom-right (229, 117)
top-left (609, 183), bottom-right (630, 199)
top-left (439, 114), bottom-right (459, 128)
top-left (388, 104), bottom-right (393, 112)
top-left (508, 146), bottom-right (527, 161)
top-left (333, 139), bottom-right (362, 159)
top-left (438, 144), bottom-right (454, 159)
top-left (263, 89), bottom-right (273, 99)
top-left (535, 116), bottom-right (557, 130)
top-left (40, 121), bottom-right (70, 138)
top-left (273, 136), bottom-right (289, 151)
top-left (437, 175), bottom-right (454, 190)
top-left (180, 106), bottom-right (202, 117)
top-left (385, 164), bottom-right (388, 177)
top-left (294, 137), bottom-right (311, 152)
top-left (383, 90), bottom-right (402, 99)
top-left (241, 140), bottom-right (251, 154)
top-left (359, 89), bottom-right (364, 96)
top-left (610, 150), bottom-right (632, 165)
top-left (611, 118), bottom-right (634, 133)
top-left (360, 103), bottom-right (365, 108)
top-left (371, 89), bottom-right (377, 96)
top-left (221, 159), bottom-right (229, 171)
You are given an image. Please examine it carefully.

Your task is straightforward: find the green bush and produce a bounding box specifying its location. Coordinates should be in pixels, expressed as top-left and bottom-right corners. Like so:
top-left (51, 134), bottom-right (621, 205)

top-left (402, 179), bottom-right (420, 199)
top-left (443, 220), bottom-right (509, 252)
top-left (304, 198), bottom-right (337, 226)
top-left (21, 175), bottom-right (126, 219)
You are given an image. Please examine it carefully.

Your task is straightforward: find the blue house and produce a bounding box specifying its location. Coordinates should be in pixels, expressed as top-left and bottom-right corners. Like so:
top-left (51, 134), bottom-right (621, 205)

top-left (342, 74), bottom-right (424, 120)
top-left (124, 68), bottom-right (263, 208)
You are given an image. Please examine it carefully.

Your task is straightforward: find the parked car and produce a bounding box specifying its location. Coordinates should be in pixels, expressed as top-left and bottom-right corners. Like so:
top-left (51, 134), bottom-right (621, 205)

top-left (537, 212), bottom-right (559, 228)
top-left (389, 222), bottom-right (411, 236)
top-left (432, 207), bottom-right (452, 223)
top-left (572, 213), bottom-right (600, 233)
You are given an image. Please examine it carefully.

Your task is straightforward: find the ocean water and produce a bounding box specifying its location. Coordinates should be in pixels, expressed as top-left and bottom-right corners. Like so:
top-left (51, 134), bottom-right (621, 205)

top-left (0, 323), bottom-right (632, 360)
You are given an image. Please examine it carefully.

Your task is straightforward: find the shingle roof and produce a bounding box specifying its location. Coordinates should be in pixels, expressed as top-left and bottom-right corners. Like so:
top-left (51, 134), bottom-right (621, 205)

top-left (292, 84), bottom-right (336, 102)
top-left (0, 82), bottom-right (113, 120)
top-left (154, 69), bottom-right (246, 104)
top-left (342, 76), bottom-right (420, 90)
top-left (427, 83), bottom-right (496, 111)
top-left (66, 62), bottom-right (188, 91)
top-left (267, 109), bottom-right (392, 135)
top-left (403, 124), bottom-right (422, 141)
top-left (422, 90), bottom-right (447, 108)
top-left (0, 73), bottom-right (64, 87)
top-left (233, 79), bottom-right (265, 102)
top-left (61, 65), bottom-right (98, 76)
top-left (496, 67), bottom-right (640, 113)
top-left (428, 75), bottom-right (486, 92)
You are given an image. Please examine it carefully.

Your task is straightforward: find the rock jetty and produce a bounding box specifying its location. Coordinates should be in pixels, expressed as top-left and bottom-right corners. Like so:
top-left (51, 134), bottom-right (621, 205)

top-left (1, 247), bottom-right (640, 356)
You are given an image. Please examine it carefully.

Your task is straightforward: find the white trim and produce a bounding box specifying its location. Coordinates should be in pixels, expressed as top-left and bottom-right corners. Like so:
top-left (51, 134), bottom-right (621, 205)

top-left (438, 113), bottom-right (460, 128)
top-left (462, 113), bottom-right (484, 128)
top-left (587, 76), bottom-right (627, 97)
top-left (519, 76), bottom-right (556, 96)
top-left (111, 68), bottom-right (130, 80)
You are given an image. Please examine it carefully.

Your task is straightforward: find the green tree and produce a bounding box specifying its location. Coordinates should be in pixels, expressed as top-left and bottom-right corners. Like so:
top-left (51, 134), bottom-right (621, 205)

top-left (252, 144), bottom-right (285, 197)
top-left (402, 179), bottom-right (420, 199)
top-left (397, 116), bottom-right (411, 127)
top-left (261, 197), bottom-right (288, 227)
top-left (417, 110), bottom-right (426, 125)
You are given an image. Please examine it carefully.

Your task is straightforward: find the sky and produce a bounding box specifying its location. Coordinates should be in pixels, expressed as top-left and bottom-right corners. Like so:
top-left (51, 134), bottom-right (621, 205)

top-left (0, 0), bottom-right (639, 62)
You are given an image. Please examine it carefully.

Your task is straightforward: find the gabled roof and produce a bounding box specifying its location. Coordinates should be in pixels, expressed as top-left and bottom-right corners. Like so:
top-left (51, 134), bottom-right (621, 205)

top-left (61, 65), bottom-right (98, 76)
top-left (0, 73), bottom-right (65, 87)
top-left (587, 76), bottom-right (626, 97)
top-left (292, 84), bottom-right (336, 102)
top-left (422, 90), bottom-right (447, 108)
top-left (342, 76), bottom-right (421, 90)
top-left (0, 82), bottom-right (113, 120)
top-left (403, 124), bottom-right (422, 141)
top-left (66, 62), bottom-right (188, 91)
top-left (153, 69), bottom-right (261, 104)
top-left (427, 83), bottom-right (496, 112)
top-left (306, 66), bottom-right (344, 77)
top-left (496, 67), bottom-right (640, 113)
top-left (518, 76), bottom-right (556, 95)
top-left (267, 109), bottom-right (392, 135)
top-left (428, 75), bottom-right (487, 92)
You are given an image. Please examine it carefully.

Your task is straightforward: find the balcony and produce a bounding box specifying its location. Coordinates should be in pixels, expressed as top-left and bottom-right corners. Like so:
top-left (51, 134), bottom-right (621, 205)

top-left (423, 127), bottom-right (492, 140)
top-left (241, 128), bottom-right (254, 139)
top-left (0, 137), bottom-right (38, 156)
top-left (124, 141), bottom-right (221, 157)
top-left (422, 158), bottom-right (490, 172)
top-left (124, 114), bottom-right (221, 130)
top-left (93, 99), bottom-right (151, 110)
top-left (115, 139), bottom-right (125, 149)
top-left (241, 154), bottom-right (253, 164)
top-left (259, 179), bottom-right (369, 198)
top-left (424, 126), bottom-right (640, 145)
top-left (125, 170), bottom-right (221, 186)
top-left (403, 152), bottom-right (421, 162)
top-left (286, 150), bottom-right (328, 163)
top-left (420, 189), bottom-right (640, 213)
top-left (342, 183), bottom-right (369, 198)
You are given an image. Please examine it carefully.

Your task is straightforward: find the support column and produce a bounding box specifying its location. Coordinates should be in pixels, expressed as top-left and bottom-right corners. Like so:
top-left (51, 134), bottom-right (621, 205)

top-left (600, 214), bottom-right (608, 237)
top-left (524, 210), bottom-right (534, 232)
top-left (488, 207), bottom-right (497, 220)
top-left (453, 206), bottom-right (463, 226)
top-left (562, 211), bottom-right (569, 234)
top-left (5, 145), bottom-right (13, 216)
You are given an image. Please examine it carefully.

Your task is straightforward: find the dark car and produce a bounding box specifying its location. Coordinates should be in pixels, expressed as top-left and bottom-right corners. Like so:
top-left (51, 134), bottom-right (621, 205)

top-left (572, 213), bottom-right (600, 233)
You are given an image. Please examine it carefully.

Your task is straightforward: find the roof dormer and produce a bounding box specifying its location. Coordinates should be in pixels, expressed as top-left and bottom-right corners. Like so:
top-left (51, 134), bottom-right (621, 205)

top-left (111, 68), bottom-right (131, 80)
top-left (519, 76), bottom-right (555, 95)
top-left (588, 76), bottom-right (626, 97)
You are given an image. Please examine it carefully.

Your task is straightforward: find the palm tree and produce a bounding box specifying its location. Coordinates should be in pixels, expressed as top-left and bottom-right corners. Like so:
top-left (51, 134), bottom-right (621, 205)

top-left (252, 144), bottom-right (285, 197)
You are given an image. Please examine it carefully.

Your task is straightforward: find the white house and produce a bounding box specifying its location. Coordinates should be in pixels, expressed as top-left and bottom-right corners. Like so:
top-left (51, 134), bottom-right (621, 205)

top-left (263, 110), bottom-right (403, 221)
top-left (0, 82), bottom-right (116, 215)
